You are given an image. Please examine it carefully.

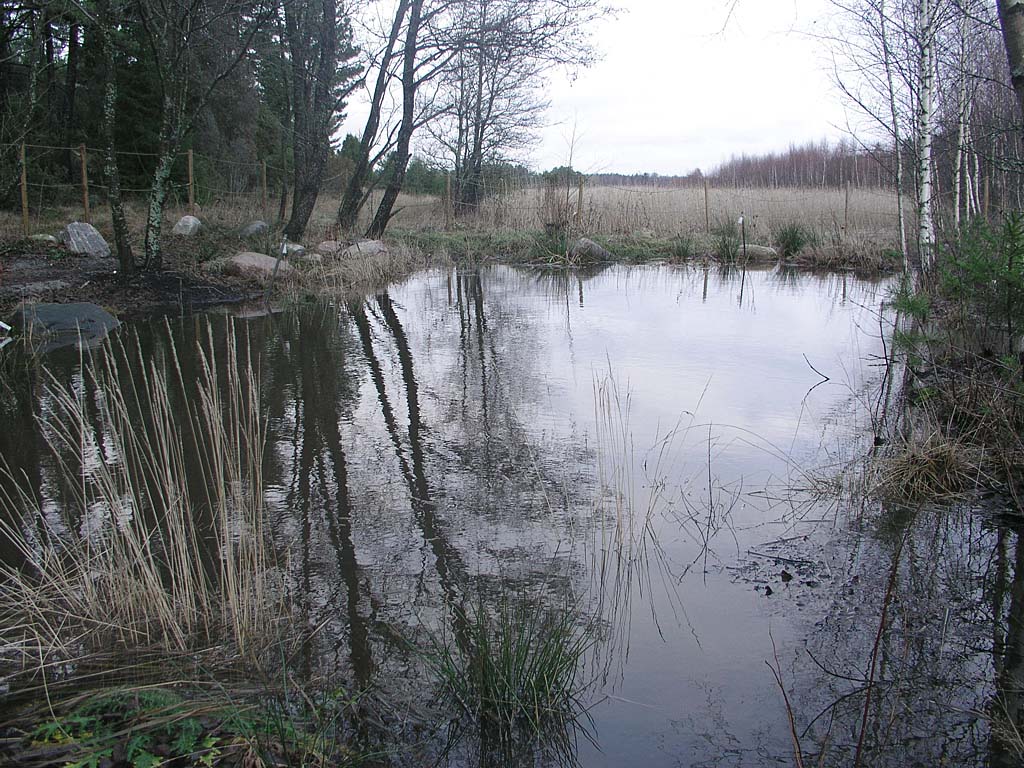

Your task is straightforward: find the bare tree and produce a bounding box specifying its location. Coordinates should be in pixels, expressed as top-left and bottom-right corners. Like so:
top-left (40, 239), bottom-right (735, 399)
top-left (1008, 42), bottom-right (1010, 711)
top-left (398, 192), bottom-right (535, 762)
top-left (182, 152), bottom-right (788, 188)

top-left (136, 0), bottom-right (273, 269)
top-left (282, 0), bottom-right (360, 239)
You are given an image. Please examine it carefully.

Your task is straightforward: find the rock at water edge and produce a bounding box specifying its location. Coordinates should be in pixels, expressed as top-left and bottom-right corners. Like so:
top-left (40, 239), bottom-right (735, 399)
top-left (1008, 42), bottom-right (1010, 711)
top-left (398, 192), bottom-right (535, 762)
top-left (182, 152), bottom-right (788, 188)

top-left (340, 240), bottom-right (388, 259)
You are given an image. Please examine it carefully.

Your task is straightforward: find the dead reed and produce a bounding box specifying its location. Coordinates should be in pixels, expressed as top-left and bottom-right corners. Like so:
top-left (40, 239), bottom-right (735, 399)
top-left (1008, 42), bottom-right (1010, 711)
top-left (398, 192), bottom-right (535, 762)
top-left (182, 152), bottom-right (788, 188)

top-left (0, 319), bottom-right (281, 674)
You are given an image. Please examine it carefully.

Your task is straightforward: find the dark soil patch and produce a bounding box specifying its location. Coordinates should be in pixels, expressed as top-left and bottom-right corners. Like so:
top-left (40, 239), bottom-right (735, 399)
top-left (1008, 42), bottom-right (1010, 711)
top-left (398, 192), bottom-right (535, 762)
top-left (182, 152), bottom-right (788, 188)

top-left (0, 238), bottom-right (261, 320)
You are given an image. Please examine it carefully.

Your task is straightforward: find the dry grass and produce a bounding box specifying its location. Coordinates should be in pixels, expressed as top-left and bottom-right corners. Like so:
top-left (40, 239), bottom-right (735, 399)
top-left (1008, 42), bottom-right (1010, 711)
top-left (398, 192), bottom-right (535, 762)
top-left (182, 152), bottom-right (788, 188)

top-left (0, 184), bottom-right (903, 254)
top-left (871, 429), bottom-right (988, 503)
top-left (0, 320), bottom-right (282, 674)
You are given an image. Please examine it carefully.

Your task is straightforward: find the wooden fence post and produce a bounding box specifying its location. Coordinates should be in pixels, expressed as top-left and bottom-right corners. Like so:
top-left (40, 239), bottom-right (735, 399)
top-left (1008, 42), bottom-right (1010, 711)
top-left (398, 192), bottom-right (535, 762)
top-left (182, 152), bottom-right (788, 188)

top-left (79, 144), bottom-right (90, 223)
top-left (576, 174), bottom-right (585, 232)
top-left (844, 180), bottom-right (851, 235)
top-left (20, 143), bottom-right (29, 237)
top-left (261, 160), bottom-right (268, 216)
top-left (187, 149), bottom-right (195, 214)
top-left (703, 176), bottom-right (710, 234)
top-left (445, 173), bottom-right (452, 231)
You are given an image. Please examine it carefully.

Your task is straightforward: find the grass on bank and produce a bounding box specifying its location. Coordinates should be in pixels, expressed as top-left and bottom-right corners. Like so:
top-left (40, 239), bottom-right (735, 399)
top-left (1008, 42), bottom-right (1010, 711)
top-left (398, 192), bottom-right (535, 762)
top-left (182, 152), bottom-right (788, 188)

top-left (425, 592), bottom-right (594, 763)
top-left (0, 183), bottom-right (903, 276)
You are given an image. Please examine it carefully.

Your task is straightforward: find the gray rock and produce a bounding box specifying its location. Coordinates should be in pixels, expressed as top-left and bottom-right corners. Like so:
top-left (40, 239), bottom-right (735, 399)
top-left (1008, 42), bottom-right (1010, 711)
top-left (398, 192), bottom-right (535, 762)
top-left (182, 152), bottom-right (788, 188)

top-left (340, 240), bottom-right (388, 259)
top-left (316, 240), bottom-right (342, 256)
top-left (11, 302), bottom-right (120, 352)
top-left (172, 215), bottom-right (202, 236)
top-left (217, 252), bottom-right (294, 279)
top-left (568, 237), bottom-right (613, 263)
top-left (239, 220), bottom-right (269, 238)
top-left (60, 222), bottom-right (111, 258)
top-left (283, 242), bottom-right (306, 258)
top-left (299, 253), bottom-right (323, 266)
top-left (739, 244), bottom-right (778, 261)
top-left (30, 234), bottom-right (59, 245)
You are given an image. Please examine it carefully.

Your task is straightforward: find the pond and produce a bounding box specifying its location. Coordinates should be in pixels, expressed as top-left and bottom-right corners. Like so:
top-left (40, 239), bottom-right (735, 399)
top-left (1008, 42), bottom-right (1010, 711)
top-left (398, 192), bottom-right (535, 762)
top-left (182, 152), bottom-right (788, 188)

top-left (1, 263), bottom-right (1017, 767)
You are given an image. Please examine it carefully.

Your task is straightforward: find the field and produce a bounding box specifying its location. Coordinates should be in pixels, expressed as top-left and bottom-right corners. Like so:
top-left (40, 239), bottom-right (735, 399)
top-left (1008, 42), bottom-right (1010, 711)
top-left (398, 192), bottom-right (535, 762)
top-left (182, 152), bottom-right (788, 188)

top-left (0, 182), bottom-right (904, 258)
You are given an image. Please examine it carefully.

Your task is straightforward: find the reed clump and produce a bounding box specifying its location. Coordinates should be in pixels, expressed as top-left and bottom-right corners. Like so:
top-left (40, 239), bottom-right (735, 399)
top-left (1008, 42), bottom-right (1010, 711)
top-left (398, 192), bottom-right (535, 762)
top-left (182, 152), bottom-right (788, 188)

top-left (0, 320), bottom-right (282, 672)
top-left (426, 593), bottom-right (593, 758)
top-left (872, 429), bottom-right (986, 503)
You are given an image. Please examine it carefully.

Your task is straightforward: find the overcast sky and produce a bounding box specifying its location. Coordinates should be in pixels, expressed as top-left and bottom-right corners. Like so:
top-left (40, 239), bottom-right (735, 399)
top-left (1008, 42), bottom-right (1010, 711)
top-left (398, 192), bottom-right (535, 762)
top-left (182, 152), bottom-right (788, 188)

top-left (340, 0), bottom-right (850, 177)
top-left (535, 0), bottom-right (848, 176)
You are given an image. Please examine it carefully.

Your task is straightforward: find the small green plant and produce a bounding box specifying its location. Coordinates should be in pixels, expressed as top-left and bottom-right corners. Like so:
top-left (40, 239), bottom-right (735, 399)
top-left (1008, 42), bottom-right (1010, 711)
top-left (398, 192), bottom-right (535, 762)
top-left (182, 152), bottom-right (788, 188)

top-left (773, 222), bottom-right (814, 259)
top-left (30, 689), bottom-right (215, 768)
top-left (427, 592), bottom-right (593, 761)
top-left (942, 213), bottom-right (1024, 351)
top-left (890, 277), bottom-right (931, 323)
top-left (712, 219), bottom-right (740, 262)
top-left (669, 233), bottom-right (698, 262)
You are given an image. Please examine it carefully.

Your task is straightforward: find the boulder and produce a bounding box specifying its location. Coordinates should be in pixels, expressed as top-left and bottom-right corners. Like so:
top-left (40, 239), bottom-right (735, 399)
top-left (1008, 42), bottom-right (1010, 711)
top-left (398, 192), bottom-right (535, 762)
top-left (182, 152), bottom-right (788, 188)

top-left (316, 240), bottom-right (342, 256)
top-left (172, 215), bottom-right (202, 236)
top-left (340, 239), bottom-right (388, 259)
top-left (11, 302), bottom-right (120, 352)
top-left (30, 234), bottom-right (59, 246)
top-left (739, 244), bottom-right (778, 261)
top-left (218, 252), bottom-right (294, 279)
top-left (299, 253), bottom-right (324, 266)
top-left (60, 222), bottom-right (111, 258)
top-left (239, 220), bottom-right (269, 238)
top-left (568, 237), bottom-right (613, 263)
top-left (283, 242), bottom-right (306, 258)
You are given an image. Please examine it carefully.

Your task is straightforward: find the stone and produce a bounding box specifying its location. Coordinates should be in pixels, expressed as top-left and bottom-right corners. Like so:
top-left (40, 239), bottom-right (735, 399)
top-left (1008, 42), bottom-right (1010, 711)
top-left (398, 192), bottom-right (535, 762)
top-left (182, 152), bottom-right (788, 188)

top-left (739, 244), bottom-right (778, 261)
top-left (30, 234), bottom-right (59, 245)
top-left (316, 241), bottom-right (342, 256)
top-left (300, 253), bottom-right (323, 266)
top-left (172, 215), bottom-right (202, 236)
top-left (239, 220), bottom-right (269, 238)
top-left (568, 237), bottom-right (613, 263)
top-left (340, 240), bottom-right (388, 259)
top-left (217, 252), bottom-right (294, 279)
top-left (60, 222), bottom-right (111, 258)
top-left (283, 242), bottom-right (306, 258)
top-left (11, 301), bottom-right (120, 352)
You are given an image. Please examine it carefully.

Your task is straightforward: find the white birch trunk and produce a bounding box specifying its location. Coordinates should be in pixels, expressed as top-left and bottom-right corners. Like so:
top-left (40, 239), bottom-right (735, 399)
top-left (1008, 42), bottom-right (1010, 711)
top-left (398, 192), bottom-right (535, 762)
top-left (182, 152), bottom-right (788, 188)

top-left (916, 0), bottom-right (937, 269)
top-left (880, 0), bottom-right (908, 268)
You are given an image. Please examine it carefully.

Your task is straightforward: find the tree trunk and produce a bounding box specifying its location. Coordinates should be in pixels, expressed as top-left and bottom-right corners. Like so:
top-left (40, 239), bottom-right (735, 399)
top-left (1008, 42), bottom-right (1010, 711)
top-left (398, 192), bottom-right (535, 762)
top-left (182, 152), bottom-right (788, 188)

top-left (999, 0), bottom-right (1024, 120)
top-left (62, 21), bottom-right (79, 178)
top-left (143, 101), bottom-right (178, 271)
top-left (284, 0), bottom-right (338, 240)
top-left (916, 0), bottom-right (937, 270)
top-left (880, 0), bottom-right (908, 267)
top-left (366, 0), bottom-right (423, 238)
top-left (337, 0), bottom-right (409, 232)
top-left (96, 0), bottom-right (133, 276)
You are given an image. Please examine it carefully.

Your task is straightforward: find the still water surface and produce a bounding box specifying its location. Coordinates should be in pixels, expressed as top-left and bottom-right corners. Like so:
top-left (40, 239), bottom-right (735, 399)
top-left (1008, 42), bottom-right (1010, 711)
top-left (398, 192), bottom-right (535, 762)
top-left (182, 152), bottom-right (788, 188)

top-left (6, 263), bottom-right (1008, 766)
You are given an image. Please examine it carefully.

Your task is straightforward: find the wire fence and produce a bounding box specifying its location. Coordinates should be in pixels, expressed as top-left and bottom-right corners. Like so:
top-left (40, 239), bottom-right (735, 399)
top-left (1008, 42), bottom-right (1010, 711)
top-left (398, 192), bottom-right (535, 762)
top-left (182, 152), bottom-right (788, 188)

top-left (1, 140), bottom-right (907, 248)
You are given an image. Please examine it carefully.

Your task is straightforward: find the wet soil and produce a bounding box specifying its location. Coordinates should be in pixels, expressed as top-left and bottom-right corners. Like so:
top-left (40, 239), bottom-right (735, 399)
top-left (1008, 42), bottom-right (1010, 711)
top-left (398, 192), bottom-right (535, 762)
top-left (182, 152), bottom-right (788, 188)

top-left (0, 238), bottom-right (261, 320)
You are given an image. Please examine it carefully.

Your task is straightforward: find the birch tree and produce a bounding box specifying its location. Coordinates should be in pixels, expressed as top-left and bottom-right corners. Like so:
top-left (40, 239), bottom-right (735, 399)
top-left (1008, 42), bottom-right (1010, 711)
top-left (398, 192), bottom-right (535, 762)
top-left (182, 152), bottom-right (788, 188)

top-left (136, 0), bottom-right (274, 269)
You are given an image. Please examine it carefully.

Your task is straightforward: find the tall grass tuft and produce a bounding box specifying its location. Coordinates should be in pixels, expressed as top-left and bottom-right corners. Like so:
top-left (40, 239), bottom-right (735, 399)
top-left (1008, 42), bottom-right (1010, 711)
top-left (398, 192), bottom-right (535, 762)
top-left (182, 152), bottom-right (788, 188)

top-left (427, 593), bottom-right (593, 760)
top-left (0, 319), bottom-right (280, 668)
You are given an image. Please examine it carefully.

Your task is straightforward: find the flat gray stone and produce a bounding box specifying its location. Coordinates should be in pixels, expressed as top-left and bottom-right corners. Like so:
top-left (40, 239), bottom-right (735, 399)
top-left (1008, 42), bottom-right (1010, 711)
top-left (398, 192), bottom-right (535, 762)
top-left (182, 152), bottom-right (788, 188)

top-left (172, 215), bottom-right (202, 236)
top-left (31, 234), bottom-right (59, 245)
top-left (239, 220), bottom-right (269, 238)
top-left (11, 302), bottom-right (120, 352)
top-left (60, 222), bottom-right (110, 258)
top-left (283, 242), bottom-right (306, 258)
top-left (340, 239), bottom-right (388, 259)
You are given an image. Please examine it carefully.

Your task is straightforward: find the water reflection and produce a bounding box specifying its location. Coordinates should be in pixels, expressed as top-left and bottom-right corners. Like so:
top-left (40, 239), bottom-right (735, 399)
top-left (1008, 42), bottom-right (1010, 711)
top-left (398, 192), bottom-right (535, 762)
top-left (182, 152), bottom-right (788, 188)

top-left (6, 263), bottom-right (1016, 766)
